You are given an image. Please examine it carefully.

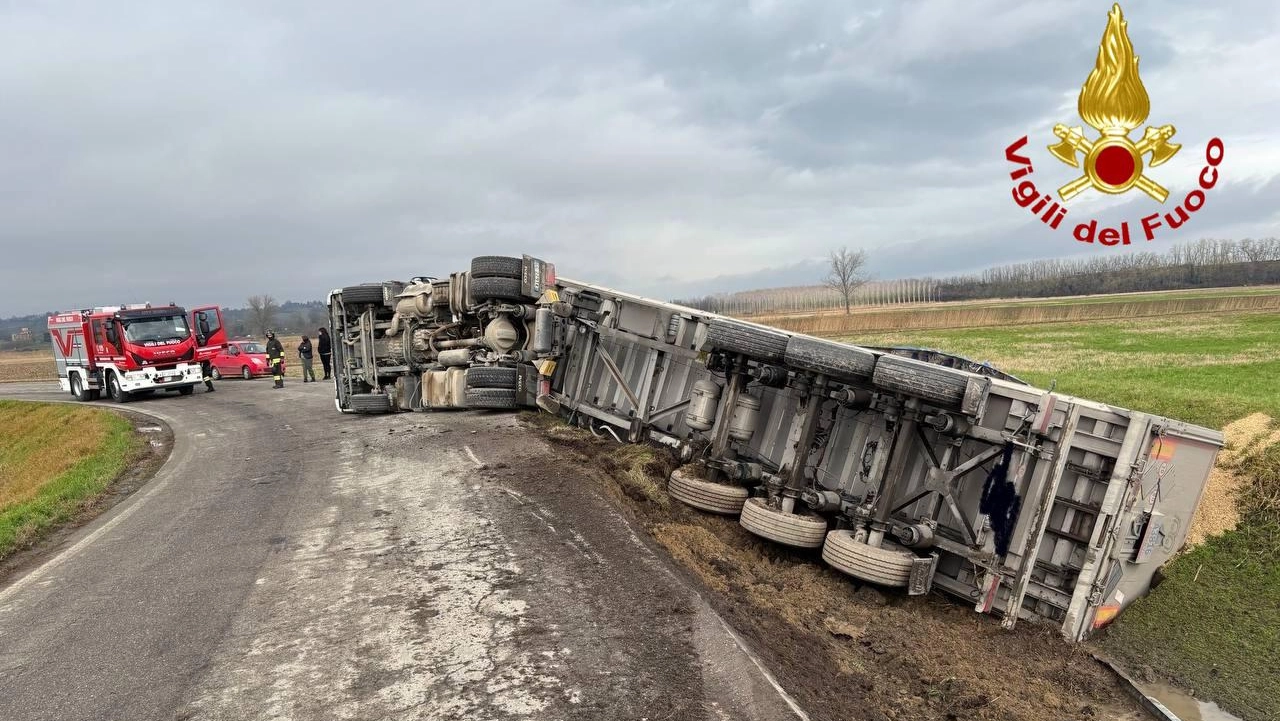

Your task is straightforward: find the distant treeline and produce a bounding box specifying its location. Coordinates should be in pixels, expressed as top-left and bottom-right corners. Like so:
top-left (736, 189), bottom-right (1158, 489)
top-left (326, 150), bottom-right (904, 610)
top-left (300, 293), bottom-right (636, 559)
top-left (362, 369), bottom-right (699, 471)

top-left (935, 237), bottom-right (1280, 301)
top-left (672, 237), bottom-right (1280, 317)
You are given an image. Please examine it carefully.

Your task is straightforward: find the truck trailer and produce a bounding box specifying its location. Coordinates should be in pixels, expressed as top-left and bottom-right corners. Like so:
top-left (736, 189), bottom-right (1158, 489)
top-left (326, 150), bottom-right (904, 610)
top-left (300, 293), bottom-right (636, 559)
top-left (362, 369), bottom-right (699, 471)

top-left (48, 303), bottom-right (227, 402)
top-left (327, 254), bottom-right (1224, 642)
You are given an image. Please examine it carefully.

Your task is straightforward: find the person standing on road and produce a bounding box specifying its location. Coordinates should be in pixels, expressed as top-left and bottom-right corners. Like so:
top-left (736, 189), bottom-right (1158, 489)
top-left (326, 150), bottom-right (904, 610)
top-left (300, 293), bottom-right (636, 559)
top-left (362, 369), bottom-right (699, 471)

top-left (265, 330), bottom-right (285, 389)
top-left (317, 327), bottom-right (332, 380)
top-left (195, 312), bottom-right (216, 393)
top-left (298, 335), bottom-right (316, 383)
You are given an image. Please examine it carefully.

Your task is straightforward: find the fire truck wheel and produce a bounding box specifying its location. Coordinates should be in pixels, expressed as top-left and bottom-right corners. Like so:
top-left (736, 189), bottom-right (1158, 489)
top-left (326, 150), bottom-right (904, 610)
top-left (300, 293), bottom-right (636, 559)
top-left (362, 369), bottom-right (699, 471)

top-left (241, 366), bottom-right (252, 380)
top-left (469, 276), bottom-right (528, 303)
top-left (667, 466), bottom-right (748, 515)
top-left (70, 374), bottom-right (91, 402)
top-left (210, 367), bottom-right (222, 380)
top-left (350, 393), bottom-right (393, 414)
top-left (178, 385), bottom-right (195, 396)
top-left (821, 531), bottom-right (914, 588)
top-left (470, 255), bottom-right (524, 279)
top-left (107, 373), bottom-right (132, 404)
top-left (738, 497), bottom-right (828, 548)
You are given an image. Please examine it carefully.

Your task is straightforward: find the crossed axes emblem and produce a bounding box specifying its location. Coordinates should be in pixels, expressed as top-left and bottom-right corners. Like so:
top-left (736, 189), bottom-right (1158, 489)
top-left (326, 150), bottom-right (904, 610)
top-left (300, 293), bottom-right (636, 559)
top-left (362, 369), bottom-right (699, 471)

top-left (1048, 123), bottom-right (1181, 202)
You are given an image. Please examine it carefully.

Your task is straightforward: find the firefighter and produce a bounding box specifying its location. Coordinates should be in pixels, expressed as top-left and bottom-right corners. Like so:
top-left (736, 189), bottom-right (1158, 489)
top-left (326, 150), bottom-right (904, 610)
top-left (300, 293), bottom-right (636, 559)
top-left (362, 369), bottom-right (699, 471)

top-left (265, 330), bottom-right (285, 388)
top-left (196, 311), bottom-right (216, 393)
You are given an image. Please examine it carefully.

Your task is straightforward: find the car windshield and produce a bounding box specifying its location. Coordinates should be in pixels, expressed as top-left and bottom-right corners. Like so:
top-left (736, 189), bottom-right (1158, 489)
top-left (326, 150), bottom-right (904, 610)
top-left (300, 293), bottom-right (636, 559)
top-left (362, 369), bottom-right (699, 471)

top-left (122, 315), bottom-right (190, 345)
top-left (238, 342), bottom-right (266, 353)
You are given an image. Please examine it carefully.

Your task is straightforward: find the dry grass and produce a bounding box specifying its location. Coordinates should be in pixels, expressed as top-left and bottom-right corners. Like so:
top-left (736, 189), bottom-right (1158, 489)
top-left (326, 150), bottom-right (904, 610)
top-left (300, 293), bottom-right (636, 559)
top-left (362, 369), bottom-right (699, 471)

top-left (758, 291), bottom-right (1280, 336)
top-left (0, 350), bottom-right (55, 383)
top-left (1185, 414), bottom-right (1273, 547)
top-left (0, 401), bottom-right (140, 558)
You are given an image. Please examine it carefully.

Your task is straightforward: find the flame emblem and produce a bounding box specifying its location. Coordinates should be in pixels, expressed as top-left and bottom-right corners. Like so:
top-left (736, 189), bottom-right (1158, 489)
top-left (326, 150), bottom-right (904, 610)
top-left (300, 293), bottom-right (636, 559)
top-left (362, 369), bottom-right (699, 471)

top-left (1048, 4), bottom-right (1181, 202)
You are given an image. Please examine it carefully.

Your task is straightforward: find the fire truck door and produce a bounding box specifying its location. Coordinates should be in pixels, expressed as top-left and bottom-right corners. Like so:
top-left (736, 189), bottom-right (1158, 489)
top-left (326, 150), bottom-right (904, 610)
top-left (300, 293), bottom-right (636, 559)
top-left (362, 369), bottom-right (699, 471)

top-left (191, 306), bottom-right (227, 362)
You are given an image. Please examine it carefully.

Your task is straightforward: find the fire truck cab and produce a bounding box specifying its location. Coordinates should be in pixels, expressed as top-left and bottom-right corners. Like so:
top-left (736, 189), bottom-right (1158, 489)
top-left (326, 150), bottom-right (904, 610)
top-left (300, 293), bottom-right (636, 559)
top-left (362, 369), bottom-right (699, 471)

top-left (48, 303), bottom-right (226, 403)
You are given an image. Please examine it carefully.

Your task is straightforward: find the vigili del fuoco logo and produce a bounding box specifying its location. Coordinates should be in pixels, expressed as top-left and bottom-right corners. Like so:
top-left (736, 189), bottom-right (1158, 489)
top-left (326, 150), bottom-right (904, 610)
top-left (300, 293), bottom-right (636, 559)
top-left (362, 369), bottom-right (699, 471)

top-left (1004, 4), bottom-right (1224, 246)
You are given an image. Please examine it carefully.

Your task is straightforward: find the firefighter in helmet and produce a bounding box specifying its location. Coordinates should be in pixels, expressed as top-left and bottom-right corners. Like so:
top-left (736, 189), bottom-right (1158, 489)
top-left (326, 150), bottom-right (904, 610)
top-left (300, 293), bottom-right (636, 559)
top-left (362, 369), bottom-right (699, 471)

top-left (265, 330), bottom-right (285, 389)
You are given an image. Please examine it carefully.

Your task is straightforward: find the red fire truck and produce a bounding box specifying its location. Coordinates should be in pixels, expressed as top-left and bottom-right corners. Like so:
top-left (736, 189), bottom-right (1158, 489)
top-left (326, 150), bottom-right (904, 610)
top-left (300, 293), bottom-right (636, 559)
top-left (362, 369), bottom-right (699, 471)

top-left (48, 303), bottom-right (227, 402)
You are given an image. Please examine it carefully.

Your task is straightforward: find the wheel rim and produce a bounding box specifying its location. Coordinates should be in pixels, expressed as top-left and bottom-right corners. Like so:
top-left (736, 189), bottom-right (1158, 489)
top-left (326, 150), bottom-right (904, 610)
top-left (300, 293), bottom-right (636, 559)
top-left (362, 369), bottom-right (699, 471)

top-left (71, 376), bottom-right (81, 397)
top-left (212, 368), bottom-right (221, 380)
top-left (242, 366), bottom-right (251, 379)
top-left (109, 376), bottom-right (120, 399)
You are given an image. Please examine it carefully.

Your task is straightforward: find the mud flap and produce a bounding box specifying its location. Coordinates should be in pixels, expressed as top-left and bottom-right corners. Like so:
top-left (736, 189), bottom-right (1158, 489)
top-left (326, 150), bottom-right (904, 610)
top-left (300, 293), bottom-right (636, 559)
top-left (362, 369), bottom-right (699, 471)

top-left (516, 364), bottom-right (540, 408)
top-left (908, 553), bottom-right (939, 596)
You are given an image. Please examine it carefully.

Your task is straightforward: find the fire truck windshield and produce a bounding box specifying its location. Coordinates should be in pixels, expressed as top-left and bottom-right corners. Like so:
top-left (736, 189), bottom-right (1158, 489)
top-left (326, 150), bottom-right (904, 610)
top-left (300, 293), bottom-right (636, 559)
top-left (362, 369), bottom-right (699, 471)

top-left (122, 315), bottom-right (190, 345)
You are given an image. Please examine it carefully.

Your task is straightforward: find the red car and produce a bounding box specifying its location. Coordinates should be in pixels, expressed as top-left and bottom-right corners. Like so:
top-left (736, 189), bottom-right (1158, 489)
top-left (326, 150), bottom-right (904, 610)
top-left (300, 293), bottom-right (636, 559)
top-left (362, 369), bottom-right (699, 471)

top-left (210, 340), bottom-right (281, 380)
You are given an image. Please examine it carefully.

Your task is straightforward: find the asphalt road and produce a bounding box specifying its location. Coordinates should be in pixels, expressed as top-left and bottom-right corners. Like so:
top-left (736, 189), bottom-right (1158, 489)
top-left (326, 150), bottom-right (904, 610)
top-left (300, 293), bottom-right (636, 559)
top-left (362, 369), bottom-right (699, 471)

top-left (0, 380), bottom-right (806, 721)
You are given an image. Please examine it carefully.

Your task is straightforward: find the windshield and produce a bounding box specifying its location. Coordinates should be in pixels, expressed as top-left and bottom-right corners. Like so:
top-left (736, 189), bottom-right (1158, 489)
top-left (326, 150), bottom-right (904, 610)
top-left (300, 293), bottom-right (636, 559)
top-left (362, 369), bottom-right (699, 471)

top-left (122, 316), bottom-right (190, 345)
top-left (238, 342), bottom-right (266, 354)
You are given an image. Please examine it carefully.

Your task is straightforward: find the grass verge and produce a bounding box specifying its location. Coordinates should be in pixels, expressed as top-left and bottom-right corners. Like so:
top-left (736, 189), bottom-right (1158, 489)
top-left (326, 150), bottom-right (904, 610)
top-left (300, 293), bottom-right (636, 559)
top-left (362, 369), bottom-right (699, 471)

top-left (845, 307), bottom-right (1280, 721)
top-left (0, 400), bottom-right (142, 559)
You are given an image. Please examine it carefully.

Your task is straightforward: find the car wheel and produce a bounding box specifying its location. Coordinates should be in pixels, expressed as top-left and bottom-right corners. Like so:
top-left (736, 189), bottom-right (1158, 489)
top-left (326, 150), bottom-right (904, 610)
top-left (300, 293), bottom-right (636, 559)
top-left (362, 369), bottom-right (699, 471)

top-left (211, 367), bottom-right (222, 380)
top-left (241, 366), bottom-right (252, 380)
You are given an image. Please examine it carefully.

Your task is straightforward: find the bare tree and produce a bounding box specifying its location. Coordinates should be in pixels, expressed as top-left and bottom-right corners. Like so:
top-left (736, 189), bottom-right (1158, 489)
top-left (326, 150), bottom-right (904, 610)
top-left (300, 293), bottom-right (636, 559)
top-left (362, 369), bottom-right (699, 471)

top-left (825, 247), bottom-right (869, 314)
top-left (247, 295), bottom-right (279, 337)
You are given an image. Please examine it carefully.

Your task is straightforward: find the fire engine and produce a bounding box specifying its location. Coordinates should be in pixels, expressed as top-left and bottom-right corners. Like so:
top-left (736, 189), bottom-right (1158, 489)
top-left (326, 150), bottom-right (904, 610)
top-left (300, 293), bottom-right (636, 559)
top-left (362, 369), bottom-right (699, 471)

top-left (48, 303), bottom-right (227, 402)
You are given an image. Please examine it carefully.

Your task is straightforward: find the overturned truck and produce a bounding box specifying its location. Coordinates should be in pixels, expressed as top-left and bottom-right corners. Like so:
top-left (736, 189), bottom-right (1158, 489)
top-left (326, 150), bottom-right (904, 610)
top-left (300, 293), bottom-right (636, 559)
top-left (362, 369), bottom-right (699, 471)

top-left (329, 254), bottom-right (1224, 641)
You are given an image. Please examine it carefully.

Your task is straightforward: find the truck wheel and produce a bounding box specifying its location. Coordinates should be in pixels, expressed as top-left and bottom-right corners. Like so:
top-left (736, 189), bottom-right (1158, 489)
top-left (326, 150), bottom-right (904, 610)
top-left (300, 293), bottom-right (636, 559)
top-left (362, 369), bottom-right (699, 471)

top-left (70, 374), bottom-right (91, 402)
top-left (821, 531), bottom-right (914, 588)
top-left (464, 387), bottom-right (518, 409)
top-left (350, 393), bottom-right (393, 414)
top-left (210, 367), bottom-right (222, 380)
top-left (107, 373), bottom-right (131, 404)
top-left (667, 466), bottom-right (748, 515)
top-left (470, 255), bottom-right (523, 279)
top-left (872, 355), bottom-right (969, 409)
top-left (341, 283), bottom-right (388, 305)
top-left (466, 366), bottom-right (518, 389)
top-left (705, 318), bottom-right (789, 363)
top-left (178, 385), bottom-right (195, 396)
top-left (469, 276), bottom-right (526, 303)
top-left (739, 497), bottom-right (828, 548)
top-left (241, 366), bottom-right (252, 380)
top-left (785, 335), bottom-right (878, 382)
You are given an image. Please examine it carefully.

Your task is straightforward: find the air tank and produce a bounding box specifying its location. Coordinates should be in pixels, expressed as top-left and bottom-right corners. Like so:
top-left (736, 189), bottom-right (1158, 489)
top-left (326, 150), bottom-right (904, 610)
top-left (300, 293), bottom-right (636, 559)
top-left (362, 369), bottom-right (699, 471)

top-left (437, 349), bottom-right (472, 367)
top-left (533, 307), bottom-right (555, 353)
top-left (684, 379), bottom-right (722, 431)
top-left (728, 394), bottom-right (762, 442)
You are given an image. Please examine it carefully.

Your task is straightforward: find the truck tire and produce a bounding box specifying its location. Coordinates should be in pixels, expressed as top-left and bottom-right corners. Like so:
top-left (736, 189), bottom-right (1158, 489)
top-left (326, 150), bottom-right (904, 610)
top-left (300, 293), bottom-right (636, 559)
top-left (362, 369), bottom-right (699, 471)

top-left (107, 373), bottom-right (131, 404)
top-left (668, 466), bottom-right (748, 515)
top-left (470, 255), bottom-right (523, 279)
top-left (342, 283), bottom-right (387, 305)
top-left (822, 531), bottom-right (914, 587)
top-left (465, 387), bottom-right (518, 409)
top-left (178, 385), bottom-right (195, 396)
top-left (350, 393), bottom-right (393, 414)
top-left (785, 335), bottom-right (878, 382)
top-left (739, 497), bottom-right (828, 548)
top-left (705, 319), bottom-right (789, 363)
top-left (470, 276), bottom-right (527, 303)
top-left (872, 355), bottom-right (969, 409)
top-left (466, 366), bottom-right (518, 389)
top-left (70, 374), bottom-right (91, 402)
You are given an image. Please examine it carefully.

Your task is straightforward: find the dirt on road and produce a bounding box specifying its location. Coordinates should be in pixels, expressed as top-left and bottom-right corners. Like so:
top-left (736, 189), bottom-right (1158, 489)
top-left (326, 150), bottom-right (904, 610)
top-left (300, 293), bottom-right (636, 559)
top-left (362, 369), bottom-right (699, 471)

top-left (521, 413), bottom-right (1145, 721)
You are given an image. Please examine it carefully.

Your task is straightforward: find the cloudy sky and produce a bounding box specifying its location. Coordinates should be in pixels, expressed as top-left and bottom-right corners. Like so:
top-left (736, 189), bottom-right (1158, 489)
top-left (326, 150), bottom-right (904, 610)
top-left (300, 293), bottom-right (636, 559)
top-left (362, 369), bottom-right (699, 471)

top-left (2, 0), bottom-right (1277, 316)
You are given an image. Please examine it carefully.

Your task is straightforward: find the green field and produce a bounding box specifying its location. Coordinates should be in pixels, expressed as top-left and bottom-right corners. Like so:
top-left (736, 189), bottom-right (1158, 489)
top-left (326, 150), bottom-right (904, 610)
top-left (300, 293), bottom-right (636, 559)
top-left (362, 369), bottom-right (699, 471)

top-left (844, 307), bottom-right (1280, 721)
top-left (0, 401), bottom-right (141, 559)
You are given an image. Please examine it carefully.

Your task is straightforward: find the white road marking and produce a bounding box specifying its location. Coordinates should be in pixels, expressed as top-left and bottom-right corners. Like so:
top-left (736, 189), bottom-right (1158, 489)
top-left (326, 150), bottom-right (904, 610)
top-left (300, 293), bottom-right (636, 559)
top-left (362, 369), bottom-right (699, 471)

top-left (464, 445), bottom-right (484, 467)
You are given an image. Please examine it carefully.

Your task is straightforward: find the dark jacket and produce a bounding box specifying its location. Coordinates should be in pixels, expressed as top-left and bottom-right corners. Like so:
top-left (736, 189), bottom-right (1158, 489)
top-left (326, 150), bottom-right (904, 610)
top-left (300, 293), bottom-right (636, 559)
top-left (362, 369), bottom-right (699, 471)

top-left (298, 338), bottom-right (313, 359)
top-left (266, 337), bottom-right (284, 361)
top-left (317, 332), bottom-right (331, 355)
